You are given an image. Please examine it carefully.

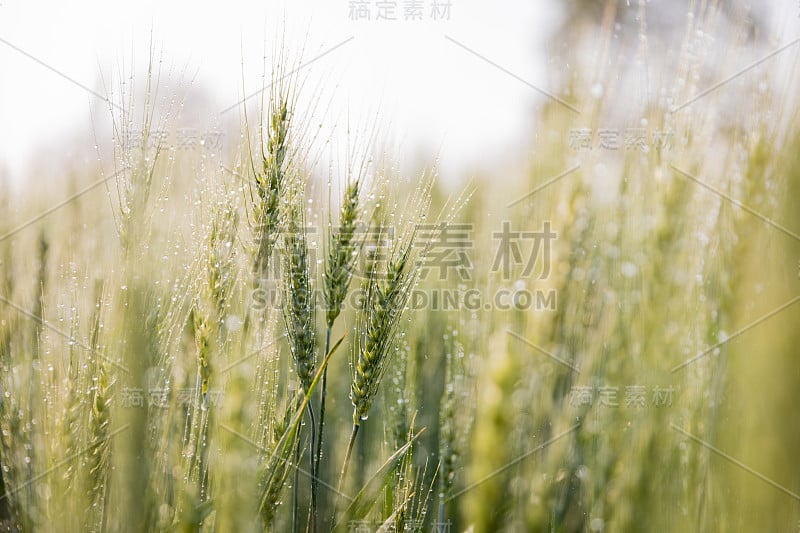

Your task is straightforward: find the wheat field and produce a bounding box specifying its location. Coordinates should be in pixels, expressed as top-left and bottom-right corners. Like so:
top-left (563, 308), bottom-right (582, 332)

top-left (1, 2), bottom-right (800, 532)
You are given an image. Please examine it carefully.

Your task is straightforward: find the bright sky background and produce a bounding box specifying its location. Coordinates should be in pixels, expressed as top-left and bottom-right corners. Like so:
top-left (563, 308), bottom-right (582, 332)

top-left (2, 1), bottom-right (799, 188)
top-left (0, 0), bottom-right (562, 185)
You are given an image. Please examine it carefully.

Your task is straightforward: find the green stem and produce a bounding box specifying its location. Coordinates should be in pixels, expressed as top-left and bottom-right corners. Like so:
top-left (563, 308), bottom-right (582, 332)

top-left (292, 434), bottom-right (301, 533)
top-left (307, 404), bottom-right (317, 533)
top-left (337, 423), bottom-right (360, 500)
top-left (292, 402), bottom-right (316, 533)
top-left (312, 327), bottom-right (332, 528)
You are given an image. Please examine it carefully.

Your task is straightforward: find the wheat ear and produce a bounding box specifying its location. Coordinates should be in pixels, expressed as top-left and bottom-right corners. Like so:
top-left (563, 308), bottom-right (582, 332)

top-left (313, 177), bottom-right (361, 523)
top-left (252, 93), bottom-right (290, 284)
top-left (339, 239), bottom-right (416, 490)
top-left (282, 196), bottom-right (317, 533)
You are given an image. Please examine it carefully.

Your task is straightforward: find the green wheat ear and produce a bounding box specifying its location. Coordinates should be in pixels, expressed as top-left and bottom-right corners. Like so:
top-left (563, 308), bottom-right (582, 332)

top-left (324, 178), bottom-right (361, 329)
top-left (338, 237), bottom-right (419, 499)
top-left (252, 92), bottom-right (291, 284)
top-left (283, 198), bottom-right (316, 393)
top-left (351, 249), bottom-right (413, 426)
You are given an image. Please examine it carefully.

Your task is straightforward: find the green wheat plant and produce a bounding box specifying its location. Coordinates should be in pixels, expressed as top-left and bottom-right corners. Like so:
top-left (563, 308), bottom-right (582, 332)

top-left (1, 5), bottom-right (799, 532)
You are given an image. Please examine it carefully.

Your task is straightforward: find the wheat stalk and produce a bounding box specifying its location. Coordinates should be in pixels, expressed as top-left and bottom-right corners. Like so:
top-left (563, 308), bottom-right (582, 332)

top-left (251, 92), bottom-right (291, 284)
top-left (282, 194), bottom-right (318, 533)
top-left (339, 237), bottom-right (417, 492)
top-left (313, 177), bottom-right (362, 523)
top-left (337, 171), bottom-right (437, 497)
